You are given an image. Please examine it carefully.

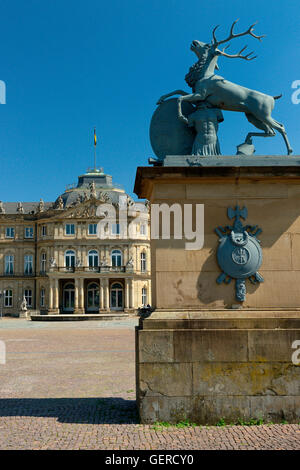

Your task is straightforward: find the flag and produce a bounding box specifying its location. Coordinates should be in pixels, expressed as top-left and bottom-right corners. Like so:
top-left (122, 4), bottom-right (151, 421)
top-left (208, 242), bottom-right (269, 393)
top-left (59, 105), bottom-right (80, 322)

top-left (94, 128), bottom-right (97, 146)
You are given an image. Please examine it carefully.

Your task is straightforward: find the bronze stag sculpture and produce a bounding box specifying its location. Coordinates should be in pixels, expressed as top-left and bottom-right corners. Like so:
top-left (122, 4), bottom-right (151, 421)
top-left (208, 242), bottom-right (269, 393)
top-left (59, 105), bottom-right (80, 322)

top-left (157, 20), bottom-right (292, 155)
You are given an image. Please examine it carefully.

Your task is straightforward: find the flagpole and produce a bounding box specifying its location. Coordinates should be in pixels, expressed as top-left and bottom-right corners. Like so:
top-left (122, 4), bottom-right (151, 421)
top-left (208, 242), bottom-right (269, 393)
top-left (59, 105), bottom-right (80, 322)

top-left (94, 127), bottom-right (97, 170)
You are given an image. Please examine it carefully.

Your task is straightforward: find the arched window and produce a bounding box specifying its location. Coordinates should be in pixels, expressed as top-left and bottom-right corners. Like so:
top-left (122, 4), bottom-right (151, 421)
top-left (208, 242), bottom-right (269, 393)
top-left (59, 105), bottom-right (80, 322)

top-left (140, 252), bottom-right (147, 272)
top-left (111, 249), bottom-right (122, 267)
top-left (24, 289), bottom-right (32, 307)
top-left (110, 282), bottom-right (123, 310)
top-left (65, 250), bottom-right (76, 268)
top-left (5, 254), bottom-right (14, 275)
top-left (63, 283), bottom-right (75, 311)
top-left (88, 250), bottom-right (99, 268)
top-left (87, 282), bottom-right (100, 311)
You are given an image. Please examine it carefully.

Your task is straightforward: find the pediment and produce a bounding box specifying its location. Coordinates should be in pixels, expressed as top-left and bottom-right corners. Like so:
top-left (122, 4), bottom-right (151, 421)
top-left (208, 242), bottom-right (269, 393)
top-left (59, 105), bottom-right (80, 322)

top-left (57, 199), bottom-right (110, 219)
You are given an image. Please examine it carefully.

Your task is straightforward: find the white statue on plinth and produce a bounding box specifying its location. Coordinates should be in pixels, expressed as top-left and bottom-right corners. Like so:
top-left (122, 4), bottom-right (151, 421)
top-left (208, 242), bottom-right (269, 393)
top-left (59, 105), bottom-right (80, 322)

top-left (20, 297), bottom-right (28, 319)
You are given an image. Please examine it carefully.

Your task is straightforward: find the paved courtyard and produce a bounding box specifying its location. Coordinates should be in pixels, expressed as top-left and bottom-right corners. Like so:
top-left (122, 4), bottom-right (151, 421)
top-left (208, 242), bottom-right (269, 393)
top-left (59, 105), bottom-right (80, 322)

top-left (0, 317), bottom-right (299, 450)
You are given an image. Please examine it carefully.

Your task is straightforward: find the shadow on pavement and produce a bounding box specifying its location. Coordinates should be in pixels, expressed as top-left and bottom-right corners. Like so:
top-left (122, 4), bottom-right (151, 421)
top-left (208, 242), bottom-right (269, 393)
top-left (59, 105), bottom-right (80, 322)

top-left (0, 397), bottom-right (139, 424)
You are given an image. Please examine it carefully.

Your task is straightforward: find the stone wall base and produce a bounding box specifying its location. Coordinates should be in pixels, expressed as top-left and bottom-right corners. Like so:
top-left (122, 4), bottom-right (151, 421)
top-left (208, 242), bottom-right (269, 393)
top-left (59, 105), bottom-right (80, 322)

top-left (136, 311), bottom-right (300, 424)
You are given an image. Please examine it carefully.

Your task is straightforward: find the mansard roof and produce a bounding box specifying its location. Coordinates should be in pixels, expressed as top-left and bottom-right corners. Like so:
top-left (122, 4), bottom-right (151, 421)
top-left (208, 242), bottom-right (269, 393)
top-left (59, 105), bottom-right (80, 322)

top-left (55, 169), bottom-right (126, 208)
top-left (0, 168), bottom-right (146, 217)
top-left (0, 202), bottom-right (53, 215)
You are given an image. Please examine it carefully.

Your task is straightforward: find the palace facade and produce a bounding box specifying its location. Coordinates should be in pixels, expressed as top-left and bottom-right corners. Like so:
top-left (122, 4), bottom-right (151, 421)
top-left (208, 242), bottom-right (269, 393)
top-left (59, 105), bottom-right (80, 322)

top-left (0, 168), bottom-right (151, 316)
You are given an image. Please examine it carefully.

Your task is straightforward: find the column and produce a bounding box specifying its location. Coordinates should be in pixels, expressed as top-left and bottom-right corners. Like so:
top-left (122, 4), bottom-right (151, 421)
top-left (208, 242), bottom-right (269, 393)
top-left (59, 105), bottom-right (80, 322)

top-left (48, 279), bottom-right (53, 311)
top-left (54, 278), bottom-right (59, 310)
top-left (103, 278), bottom-right (109, 311)
top-left (74, 278), bottom-right (79, 313)
top-left (125, 279), bottom-right (130, 310)
top-left (129, 279), bottom-right (135, 309)
top-left (99, 282), bottom-right (104, 311)
top-left (74, 278), bottom-right (84, 314)
top-left (79, 278), bottom-right (85, 312)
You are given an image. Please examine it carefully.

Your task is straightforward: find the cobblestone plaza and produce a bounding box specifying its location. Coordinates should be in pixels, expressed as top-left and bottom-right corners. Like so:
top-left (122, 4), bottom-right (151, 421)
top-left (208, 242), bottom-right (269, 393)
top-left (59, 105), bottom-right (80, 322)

top-left (0, 318), bottom-right (299, 450)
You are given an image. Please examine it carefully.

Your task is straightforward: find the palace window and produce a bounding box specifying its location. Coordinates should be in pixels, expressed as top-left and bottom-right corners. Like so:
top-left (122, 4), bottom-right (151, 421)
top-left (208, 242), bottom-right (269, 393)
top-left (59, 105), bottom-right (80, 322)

top-left (5, 255), bottom-right (14, 275)
top-left (25, 227), bottom-right (34, 239)
top-left (65, 250), bottom-right (76, 268)
top-left (110, 282), bottom-right (123, 310)
top-left (24, 289), bottom-right (32, 308)
top-left (111, 249), bottom-right (122, 267)
top-left (142, 287), bottom-right (147, 306)
top-left (87, 282), bottom-right (100, 310)
top-left (111, 223), bottom-right (120, 235)
top-left (4, 289), bottom-right (13, 307)
top-left (24, 255), bottom-right (33, 275)
top-left (88, 250), bottom-right (99, 268)
top-left (88, 224), bottom-right (97, 235)
top-left (141, 252), bottom-right (147, 272)
top-left (65, 224), bottom-right (75, 235)
top-left (5, 227), bottom-right (15, 238)
top-left (40, 288), bottom-right (45, 307)
top-left (41, 225), bottom-right (47, 237)
top-left (140, 224), bottom-right (147, 235)
top-left (40, 252), bottom-right (46, 272)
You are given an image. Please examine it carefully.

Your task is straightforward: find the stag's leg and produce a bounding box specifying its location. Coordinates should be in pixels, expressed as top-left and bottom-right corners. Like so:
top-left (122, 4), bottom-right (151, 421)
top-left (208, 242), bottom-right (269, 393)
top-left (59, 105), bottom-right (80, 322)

top-left (245, 113), bottom-right (275, 144)
top-left (263, 116), bottom-right (293, 155)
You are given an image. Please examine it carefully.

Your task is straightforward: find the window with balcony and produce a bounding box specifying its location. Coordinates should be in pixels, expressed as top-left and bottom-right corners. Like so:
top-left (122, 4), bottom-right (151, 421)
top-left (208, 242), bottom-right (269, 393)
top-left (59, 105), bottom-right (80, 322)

top-left (65, 224), bottom-right (75, 235)
top-left (65, 250), bottom-right (76, 268)
top-left (88, 250), bottom-right (99, 268)
top-left (5, 255), bottom-right (14, 275)
top-left (88, 224), bottom-right (97, 235)
top-left (111, 249), bottom-right (122, 267)
top-left (24, 255), bottom-right (33, 275)
top-left (24, 289), bottom-right (32, 308)
top-left (25, 227), bottom-right (34, 239)
top-left (5, 227), bottom-right (15, 239)
top-left (4, 289), bottom-right (13, 307)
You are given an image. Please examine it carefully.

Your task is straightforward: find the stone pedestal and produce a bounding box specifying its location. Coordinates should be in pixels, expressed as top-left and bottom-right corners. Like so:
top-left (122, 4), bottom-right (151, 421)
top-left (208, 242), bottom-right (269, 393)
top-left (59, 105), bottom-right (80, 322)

top-left (47, 308), bottom-right (60, 315)
top-left (134, 157), bottom-right (300, 424)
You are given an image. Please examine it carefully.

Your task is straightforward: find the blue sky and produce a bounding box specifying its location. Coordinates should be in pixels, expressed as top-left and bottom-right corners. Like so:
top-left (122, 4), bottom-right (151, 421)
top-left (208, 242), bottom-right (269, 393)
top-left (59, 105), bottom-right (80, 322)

top-left (0, 0), bottom-right (299, 202)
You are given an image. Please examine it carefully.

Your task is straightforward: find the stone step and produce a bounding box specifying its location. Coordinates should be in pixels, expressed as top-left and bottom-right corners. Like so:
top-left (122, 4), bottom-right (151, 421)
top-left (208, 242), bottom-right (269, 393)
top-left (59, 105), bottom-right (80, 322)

top-left (30, 314), bottom-right (131, 321)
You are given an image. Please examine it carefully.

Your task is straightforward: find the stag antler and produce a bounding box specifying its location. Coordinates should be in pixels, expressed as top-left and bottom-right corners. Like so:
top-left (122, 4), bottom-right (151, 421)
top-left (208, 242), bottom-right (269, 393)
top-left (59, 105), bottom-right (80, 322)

top-left (212, 19), bottom-right (265, 48)
top-left (218, 44), bottom-right (257, 61)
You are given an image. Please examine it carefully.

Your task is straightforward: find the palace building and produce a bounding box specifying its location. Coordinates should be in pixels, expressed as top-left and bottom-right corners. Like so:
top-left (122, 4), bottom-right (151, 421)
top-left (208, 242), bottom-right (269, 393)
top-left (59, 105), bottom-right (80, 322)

top-left (0, 167), bottom-right (151, 316)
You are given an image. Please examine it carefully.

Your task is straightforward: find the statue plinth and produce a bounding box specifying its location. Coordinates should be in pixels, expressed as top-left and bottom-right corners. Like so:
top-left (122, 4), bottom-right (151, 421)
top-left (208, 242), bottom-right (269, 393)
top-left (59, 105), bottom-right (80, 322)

top-left (134, 156), bottom-right (300, 424)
